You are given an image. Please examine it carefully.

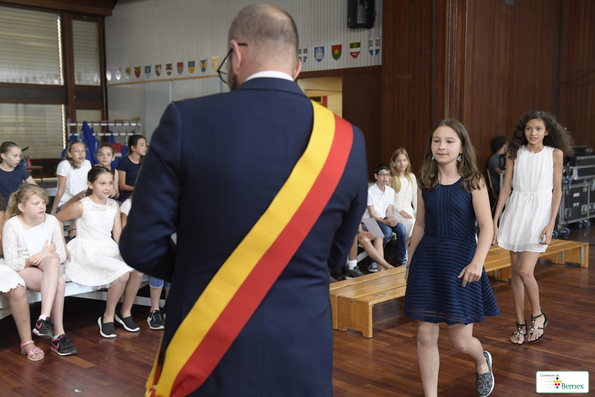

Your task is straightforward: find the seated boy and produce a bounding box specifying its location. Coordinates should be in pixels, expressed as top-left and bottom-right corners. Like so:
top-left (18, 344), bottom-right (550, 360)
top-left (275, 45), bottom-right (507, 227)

top-left (361, 163), bottom-right (407, 271)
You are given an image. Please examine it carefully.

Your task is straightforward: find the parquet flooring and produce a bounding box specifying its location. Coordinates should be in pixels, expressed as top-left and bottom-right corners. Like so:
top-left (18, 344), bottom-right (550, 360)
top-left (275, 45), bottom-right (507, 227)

top-left (0, 227), bottom-right (592, 396)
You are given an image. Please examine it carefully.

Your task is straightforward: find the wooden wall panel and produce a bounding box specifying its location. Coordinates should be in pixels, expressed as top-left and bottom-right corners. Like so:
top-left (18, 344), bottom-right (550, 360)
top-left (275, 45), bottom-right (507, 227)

top-left (343, 72), bottom-right (382, 179)
top-left (461, 1), bottom-right (515, 171)
top-left (559, 0), bottom-right (595, 147)
top-left (509, 0), bottom-right (561, 139)
top-left (381, 0), bottom-right (436, 175)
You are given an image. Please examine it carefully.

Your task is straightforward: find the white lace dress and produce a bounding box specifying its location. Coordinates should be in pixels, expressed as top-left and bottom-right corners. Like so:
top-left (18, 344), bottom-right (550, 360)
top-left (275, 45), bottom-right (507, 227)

top-left (497, 146), bottom-right (554, 253)
top-left (63, 197), bottom-right (132, 288)
top-left (1, 214), bottom-right (66, 292)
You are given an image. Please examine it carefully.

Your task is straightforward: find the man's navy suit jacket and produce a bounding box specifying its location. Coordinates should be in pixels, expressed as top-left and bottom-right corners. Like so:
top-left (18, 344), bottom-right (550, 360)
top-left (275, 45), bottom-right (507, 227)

top-left (120, 77), bottom-right (368, 396)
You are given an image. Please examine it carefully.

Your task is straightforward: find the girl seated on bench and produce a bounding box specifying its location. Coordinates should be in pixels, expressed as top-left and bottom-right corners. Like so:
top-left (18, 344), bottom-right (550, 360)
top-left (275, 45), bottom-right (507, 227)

top-left (3, 184), bottom-right (77, 356)
top-left (57, 166), bottom-right (143, 338)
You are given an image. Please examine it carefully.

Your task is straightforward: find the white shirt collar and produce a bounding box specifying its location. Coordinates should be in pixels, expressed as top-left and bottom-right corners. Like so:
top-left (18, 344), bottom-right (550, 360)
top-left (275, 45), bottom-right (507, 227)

top-left (245, 70), bottom-right (294, 82)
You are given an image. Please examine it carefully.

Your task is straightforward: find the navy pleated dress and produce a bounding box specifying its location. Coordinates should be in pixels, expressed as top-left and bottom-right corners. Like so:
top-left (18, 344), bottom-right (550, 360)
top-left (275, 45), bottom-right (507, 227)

top-left (404, 178), bottom-right (499, 325)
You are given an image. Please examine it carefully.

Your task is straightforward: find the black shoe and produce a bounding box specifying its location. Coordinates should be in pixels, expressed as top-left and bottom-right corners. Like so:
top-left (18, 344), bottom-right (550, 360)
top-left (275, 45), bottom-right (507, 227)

top-left (329, 274), bottom-right (338, 283)
top-left (115, 311), bottom-right (140, 332)
top-left (33, 316), bottom-right (54, 339)
top-left (147, 310), bottom-right (165, 330)
top-left (344, 267), bottom-right (365, 279)
top-left (98, 316), bottom-right (116, 338)
top-left (476, 351), bottom-right (494, 397)
top-left (51, 334), bottom-right (78, 356)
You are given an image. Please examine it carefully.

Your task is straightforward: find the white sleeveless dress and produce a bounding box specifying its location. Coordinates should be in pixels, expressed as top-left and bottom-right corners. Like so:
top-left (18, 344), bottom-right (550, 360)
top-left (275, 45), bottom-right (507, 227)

top-left (497, 146), bottom-right (554, 253)
top-left (64, 197), bottom-right (133, 288)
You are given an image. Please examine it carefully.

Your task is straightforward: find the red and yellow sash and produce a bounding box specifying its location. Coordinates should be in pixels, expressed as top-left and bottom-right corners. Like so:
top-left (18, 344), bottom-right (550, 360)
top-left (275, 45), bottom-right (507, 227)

top-left (146, 101), bottom-right (354, 397)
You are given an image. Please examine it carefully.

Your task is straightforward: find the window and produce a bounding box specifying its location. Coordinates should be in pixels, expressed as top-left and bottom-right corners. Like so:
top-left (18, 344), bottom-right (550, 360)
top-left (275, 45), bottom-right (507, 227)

top-left (0, 6), bottom-right (63, 85)
top-left (73, 20), bottom-right (100, 86)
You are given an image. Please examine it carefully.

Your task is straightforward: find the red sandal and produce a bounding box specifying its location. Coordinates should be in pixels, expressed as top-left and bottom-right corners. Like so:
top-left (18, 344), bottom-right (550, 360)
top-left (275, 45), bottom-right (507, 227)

top-left (20, 340), bottom-right (44, 362)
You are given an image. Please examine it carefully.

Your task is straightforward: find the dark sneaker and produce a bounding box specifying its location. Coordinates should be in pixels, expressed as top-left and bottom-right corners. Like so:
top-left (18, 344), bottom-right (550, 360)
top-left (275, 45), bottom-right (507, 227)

top-left (329, 274), bottom-right (338, 283)
top-left (51, 334), bottom-right (77, 356)
top-left (115, 311), bottom-right (140, 332)
top-left (98, 316), bottom-right (117, 338)
top-left (147, 310), bottom-right (165, 330)
top-left (33, 317), bottom-right (54, 339)
top-left (368, 262), bottom-right (378, 272)
top-left (476, 350), bottom-right (494, 397)
top-left (345, 267), bottom-right (365, 279)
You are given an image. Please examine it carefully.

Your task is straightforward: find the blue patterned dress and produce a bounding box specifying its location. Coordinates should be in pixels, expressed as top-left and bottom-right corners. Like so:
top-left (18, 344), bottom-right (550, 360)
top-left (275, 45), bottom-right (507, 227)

top-left (404, 178), bottom-right (499, 324)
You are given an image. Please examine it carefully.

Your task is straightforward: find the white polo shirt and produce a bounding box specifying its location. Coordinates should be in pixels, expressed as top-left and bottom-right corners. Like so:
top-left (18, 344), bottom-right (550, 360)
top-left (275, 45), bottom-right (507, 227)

top-left (362, 183), bottom-right (395, 219)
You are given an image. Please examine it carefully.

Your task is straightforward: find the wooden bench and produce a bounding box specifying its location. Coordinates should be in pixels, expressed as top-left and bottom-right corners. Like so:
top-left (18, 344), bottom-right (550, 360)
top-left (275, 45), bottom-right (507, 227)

top-left (486, 239), bottom-right (589, 281)
top-left (330, 267), bottom-right (406, 338)
top-left (330, 239), bottom-right (589, 338)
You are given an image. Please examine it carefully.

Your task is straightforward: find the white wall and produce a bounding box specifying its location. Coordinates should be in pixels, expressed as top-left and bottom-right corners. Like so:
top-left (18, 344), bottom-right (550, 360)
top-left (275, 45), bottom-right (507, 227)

top-left (105, 0), bottom-right (383, 137)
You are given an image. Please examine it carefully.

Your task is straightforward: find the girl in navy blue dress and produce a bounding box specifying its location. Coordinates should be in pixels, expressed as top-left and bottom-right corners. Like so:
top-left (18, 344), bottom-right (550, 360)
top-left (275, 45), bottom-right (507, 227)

top-left (404, 119), bottom-right (499, 397)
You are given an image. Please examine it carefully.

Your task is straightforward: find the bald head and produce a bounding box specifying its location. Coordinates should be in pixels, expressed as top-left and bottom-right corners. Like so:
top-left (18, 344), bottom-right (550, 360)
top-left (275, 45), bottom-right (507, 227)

top-left (228, 4), bottom-right (299, 71)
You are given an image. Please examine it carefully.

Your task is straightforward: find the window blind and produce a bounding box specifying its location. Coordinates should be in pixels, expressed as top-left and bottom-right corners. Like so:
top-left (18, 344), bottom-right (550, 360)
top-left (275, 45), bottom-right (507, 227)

top-left (0, 104), bottom-right (64, 159)
top-left (0, 6), bottom-right (62, 85)
top-left (73, 20), bottom-right (100, 86)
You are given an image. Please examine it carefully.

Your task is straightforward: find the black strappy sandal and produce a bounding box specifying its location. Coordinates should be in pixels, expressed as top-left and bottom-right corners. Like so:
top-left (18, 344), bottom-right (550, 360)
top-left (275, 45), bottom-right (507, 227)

top-left (68, 227), bottom-right (77, 240)
top-left (528, 312), bottom-right (548, 343)
top-left (511, 321), bottom-right (527, 345)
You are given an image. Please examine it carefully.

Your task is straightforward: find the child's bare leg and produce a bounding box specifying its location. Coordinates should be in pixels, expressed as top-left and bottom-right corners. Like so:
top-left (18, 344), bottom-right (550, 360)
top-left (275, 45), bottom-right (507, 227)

top-left (509, 251), bottom-right (526, 342)
top-left (19, 255), bottom-right (60, 317)
top-left (49, 276), bottom-right (66, 335)
top-left (104, 272), bottom-right (129, 322)
top-left (516, 251), bottom-right (543, 341)
top-left (360, 237), bottom-right (393, 270)
top-left (349, 236), bottom-right (358, 261)
top-left (446, 323), bottom-right (488, 374)
top-left (120, 271), bottom-right (143, 317)
top-left (4, 286), bottom-right (39, 353)
top-left (417, 321), bottom-right (440, 397)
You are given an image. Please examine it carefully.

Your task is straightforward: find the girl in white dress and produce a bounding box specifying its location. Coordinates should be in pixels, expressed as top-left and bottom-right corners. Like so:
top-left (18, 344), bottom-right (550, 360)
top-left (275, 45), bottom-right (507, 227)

top-left (389, 148), bottom-right (418, 248)
top-left (3, 184), bottom-right (77, 356)
top-left (0, 202), bottom-right (45, 361)
top-left (493, 111), bottom-right (573, 345)
top-left (50, 140), bottom-right (92, 239)
top-left (57, 166), bottom-right (143, 338)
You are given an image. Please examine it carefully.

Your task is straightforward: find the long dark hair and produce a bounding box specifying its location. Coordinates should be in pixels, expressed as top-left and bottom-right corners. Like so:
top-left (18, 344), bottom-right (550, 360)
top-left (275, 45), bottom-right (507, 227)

top-left (85, 166), bottom-right (113, 196)
top-left (508, 111), bottom-right (573, 160)
top-left (127, 135), bottom-right (146, 161)
top-left (419, 119), bottom-right (483, 193)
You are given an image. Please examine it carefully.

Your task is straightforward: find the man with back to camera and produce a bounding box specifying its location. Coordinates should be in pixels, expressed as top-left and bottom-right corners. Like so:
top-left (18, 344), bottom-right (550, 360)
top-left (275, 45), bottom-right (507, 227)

top-left (119, 5), bottom-right (368, 397)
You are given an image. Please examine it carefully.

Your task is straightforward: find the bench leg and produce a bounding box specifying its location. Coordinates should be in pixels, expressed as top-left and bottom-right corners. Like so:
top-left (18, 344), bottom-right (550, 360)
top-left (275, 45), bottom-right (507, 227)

top-left (495, 267), bottom-right (511, 281)
top-left (565, 246), bottom-right (589, 268)
top-left (337, 299), bottom-right (374, 338)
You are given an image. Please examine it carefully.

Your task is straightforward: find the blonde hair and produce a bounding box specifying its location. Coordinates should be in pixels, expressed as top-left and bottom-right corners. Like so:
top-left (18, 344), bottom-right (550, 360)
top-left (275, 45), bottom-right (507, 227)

top-left (5, 184), bottom-right (49, 223)
top-left (389, 148), bottom-right (413, 194)
top-left (65, 140), bottom-right (86, 169)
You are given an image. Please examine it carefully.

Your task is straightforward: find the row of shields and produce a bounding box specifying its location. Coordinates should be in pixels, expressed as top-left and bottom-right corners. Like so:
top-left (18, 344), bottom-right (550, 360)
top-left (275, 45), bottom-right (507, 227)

top-left (300, 37), bottom-right (381, 63)
top-left (106, 58), bottom-right (221, 81)
top-left (106, 37), bottom-right (381, 81)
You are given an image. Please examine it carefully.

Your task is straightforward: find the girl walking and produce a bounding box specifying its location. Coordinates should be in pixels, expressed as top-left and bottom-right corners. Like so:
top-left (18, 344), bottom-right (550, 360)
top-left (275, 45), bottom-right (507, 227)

top-left (404, 119), bottom-right (499, 397)
top-left (493, 111), bottom-right (572, 345)
top-left (57, 167), bottom-right (143, 338)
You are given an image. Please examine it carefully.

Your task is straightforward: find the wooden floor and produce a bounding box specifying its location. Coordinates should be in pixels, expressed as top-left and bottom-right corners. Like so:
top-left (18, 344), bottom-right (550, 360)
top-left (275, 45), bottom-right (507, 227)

top-left (333, 227), bottom-right (595, 396)
top-left (0, 226), bottom-right (592, 396)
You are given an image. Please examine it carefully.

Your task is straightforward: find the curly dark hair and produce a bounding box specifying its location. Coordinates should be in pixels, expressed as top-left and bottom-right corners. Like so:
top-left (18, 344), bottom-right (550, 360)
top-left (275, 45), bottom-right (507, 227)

top-left (419, 119), bottom-right (484, 193)
top-left (508, 111), bottom-right (573, 160)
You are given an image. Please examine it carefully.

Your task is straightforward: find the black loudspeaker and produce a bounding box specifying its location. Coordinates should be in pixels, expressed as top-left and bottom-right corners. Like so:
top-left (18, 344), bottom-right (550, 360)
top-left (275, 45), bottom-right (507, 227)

top-left (347, 0), bottom-right (375, 29)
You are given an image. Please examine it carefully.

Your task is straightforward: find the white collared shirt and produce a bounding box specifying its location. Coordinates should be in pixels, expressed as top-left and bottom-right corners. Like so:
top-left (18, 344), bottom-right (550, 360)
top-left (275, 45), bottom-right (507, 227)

top-left (245, 70), bottom-right (294, 82)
